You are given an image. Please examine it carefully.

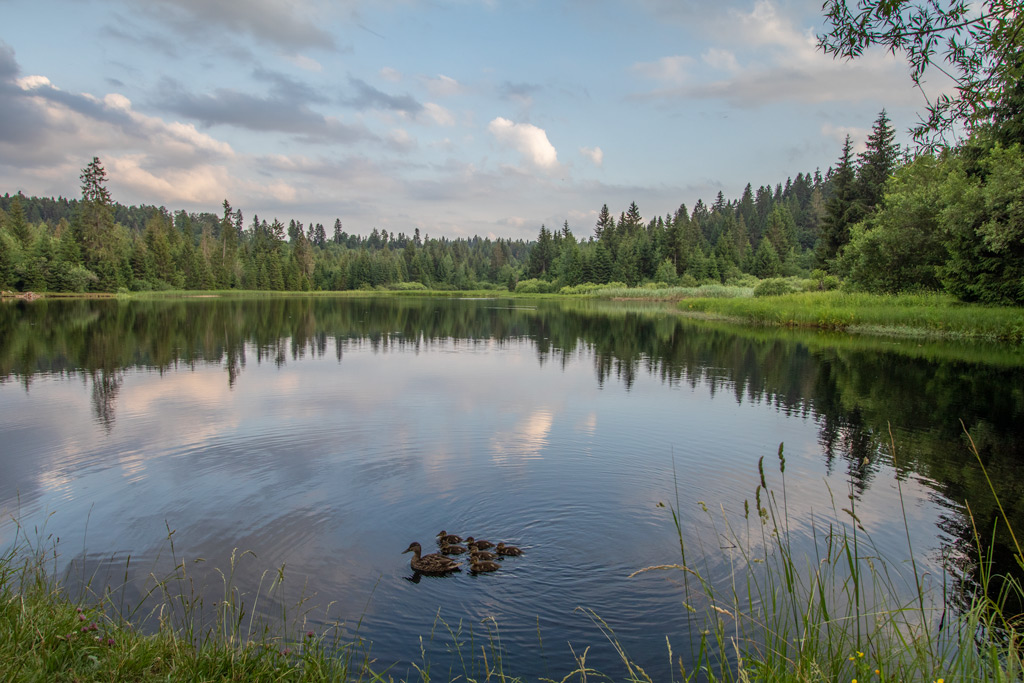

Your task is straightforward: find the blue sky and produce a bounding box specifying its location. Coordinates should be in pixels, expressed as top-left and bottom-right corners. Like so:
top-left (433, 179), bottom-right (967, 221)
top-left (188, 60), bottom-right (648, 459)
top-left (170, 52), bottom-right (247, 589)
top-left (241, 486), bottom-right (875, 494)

top-left (0, 0), bottom-right (933, 241)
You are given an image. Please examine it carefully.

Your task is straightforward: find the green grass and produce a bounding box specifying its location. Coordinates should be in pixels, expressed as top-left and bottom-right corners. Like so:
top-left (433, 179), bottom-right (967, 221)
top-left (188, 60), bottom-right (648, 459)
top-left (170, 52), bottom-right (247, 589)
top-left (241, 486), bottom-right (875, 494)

top-left (681, 290), bottom-right (1024, 343)
top-left (564, 283), bottom-right (755, 300)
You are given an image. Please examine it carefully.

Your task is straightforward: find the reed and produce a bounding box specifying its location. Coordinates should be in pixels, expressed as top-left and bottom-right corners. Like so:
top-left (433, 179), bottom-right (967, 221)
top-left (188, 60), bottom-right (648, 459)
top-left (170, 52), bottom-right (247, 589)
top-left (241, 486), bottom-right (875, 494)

top-left (682, 290), bottom-right (1024, 342)
top-left (631, 434), bottom-right (1024, 681)
top-left (0, 520), bottom-right (384, 682)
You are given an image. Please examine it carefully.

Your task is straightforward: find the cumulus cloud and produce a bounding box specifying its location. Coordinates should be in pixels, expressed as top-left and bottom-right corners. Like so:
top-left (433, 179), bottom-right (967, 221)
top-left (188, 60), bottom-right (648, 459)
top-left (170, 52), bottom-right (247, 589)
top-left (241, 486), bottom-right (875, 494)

top-left (633, 0), bottom-right (918, 108)
top-left (107, 155), bottom-right (234, 204)
top-left (0, 44), bottom-right (245, 207)
top-left (580, 146), bottom-right (603, 167)
top-left (487, 117), bottom-right (558, 170)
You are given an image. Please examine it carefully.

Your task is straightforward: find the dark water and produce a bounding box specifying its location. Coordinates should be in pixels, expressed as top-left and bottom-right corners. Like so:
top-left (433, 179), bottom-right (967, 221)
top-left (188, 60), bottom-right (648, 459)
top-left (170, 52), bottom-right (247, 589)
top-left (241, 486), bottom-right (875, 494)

top-left (1, 296), bottom-right (1023, 679)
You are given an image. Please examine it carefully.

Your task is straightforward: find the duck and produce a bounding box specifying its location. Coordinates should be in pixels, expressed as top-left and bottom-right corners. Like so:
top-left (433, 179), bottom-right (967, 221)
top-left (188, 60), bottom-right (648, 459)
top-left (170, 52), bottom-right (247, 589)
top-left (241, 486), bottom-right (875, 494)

top-left (403, 542), bottom-right (461, 574)
top-left (464, 536), bottom-right (494, 550)
top-left (495, 542), bottom-right (523, 557)
top-left (469, 549), bottom-right (499, 562)
top-left (437, 530), bottom-right (462, 545)
top-left (440, 543), bottom-right (468, 555)
top-left (469, 559), bottom-right (501, 573)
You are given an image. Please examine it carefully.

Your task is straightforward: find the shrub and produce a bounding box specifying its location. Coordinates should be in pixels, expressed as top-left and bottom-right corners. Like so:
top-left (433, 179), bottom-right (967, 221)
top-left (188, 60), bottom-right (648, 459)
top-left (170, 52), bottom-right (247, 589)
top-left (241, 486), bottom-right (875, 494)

top-left (388, 281), bottom-right (428, 291)
top-left (514, 278), bottom-right (556, 294)
top-left (753, 278), bottom-right (797, 297)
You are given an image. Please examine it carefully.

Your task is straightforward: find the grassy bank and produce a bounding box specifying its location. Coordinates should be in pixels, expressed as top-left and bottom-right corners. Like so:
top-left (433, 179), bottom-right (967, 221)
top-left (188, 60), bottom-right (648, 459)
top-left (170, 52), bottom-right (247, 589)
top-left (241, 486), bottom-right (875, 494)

top-left (9, 285), bottom-right (1024, 344)
top-left (681, 291), bottom-right (1024, 343)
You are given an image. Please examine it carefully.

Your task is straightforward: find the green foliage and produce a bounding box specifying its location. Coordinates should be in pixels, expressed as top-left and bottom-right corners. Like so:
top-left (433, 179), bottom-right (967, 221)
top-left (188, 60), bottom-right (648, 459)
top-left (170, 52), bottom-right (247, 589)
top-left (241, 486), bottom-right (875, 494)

top-left (752, 238), bottom-right (782, 278)
top-left (840, 153), bottom-right (948, 294)
top-left (856, 109), bottom-right (901, 212)
top-left (753, 278), bottom-right (797, 297)
top-left (513, 278), bottom-right (557, 294)
top-left (819, 0), bottom-right (1024, 147)
top-left (940, 143), bottom-right (1024, 305)
top-left (387, 281), bottom-right (428, 291)
top-left (684, 290), bottom-right (1024, 341)
top-left (653, 258), bottom-right (678, 285)
top-left (817, 136), bottom-right (863, 269)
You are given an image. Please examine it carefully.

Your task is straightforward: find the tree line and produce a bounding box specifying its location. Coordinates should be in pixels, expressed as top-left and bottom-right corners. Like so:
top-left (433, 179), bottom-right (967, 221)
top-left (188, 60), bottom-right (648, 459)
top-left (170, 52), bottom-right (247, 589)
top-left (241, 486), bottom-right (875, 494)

top-left (0, 136), bottom-right (873, 296)
top-left (1, 93), bottom-right (1022, 304)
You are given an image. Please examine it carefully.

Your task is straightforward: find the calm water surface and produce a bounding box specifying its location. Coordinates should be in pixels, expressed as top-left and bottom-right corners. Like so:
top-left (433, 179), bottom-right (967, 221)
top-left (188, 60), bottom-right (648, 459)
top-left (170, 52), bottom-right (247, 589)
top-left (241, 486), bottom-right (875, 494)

top-left (2, 296), bottom-right (1023, 679)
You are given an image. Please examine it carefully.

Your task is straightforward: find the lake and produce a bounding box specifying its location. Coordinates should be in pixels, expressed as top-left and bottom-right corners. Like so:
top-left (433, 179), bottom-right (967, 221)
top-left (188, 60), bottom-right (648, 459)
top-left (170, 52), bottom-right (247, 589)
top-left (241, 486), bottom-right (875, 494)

top-left (2, 295), bottom-right (1023, 680)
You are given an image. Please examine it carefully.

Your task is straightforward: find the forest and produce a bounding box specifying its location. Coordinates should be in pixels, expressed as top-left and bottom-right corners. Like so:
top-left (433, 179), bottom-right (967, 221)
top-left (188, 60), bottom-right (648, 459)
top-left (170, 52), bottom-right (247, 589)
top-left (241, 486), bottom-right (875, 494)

top-left (0, 99), bottom-right (1021, 306)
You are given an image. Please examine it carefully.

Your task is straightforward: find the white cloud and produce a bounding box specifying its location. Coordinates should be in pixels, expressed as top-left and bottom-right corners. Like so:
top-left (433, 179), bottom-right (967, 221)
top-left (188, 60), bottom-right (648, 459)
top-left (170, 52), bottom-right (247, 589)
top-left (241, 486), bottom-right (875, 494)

top-left (487, 117), bottom-right (558, 170)
top-left (633, 0), bottom-right (919, 108)
top-left (107, 155), bottom-right (232, 203)
top-left (580, 146), bottom-right (603, 167)
top-left (16, 74), bottom-right (51, 90)
top-left (702, 48), bottom-right (739, 73)
top-left (422, 102), bottom-right (455, 126)
top-left (821, 124), bottom-right (870, 154)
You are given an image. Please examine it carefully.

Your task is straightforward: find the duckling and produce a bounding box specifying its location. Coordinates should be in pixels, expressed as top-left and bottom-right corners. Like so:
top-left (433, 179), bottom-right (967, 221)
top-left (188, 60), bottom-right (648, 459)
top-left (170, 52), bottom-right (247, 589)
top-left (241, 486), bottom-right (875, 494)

top-left (469, 549), bottom-right (499, 562)
top-left (464, 536), bottom-right (494, 550)
top-left (469, 559), bottom-right (501, 573)
top-left (403, 542), bottom-right (461, 574)
top-left (440, 543), bottom-right (468, 555)
top-left (437, 530), bottom-right (462, 545)
top-left (495, 542), bottom-right (523, 557)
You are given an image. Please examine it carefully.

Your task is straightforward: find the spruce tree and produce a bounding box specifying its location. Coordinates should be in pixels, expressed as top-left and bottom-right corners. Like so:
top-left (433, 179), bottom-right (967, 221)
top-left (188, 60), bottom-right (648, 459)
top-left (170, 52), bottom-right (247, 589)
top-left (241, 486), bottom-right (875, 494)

top-left (816, 136), bottom-right (861, 269)
top-left (856, 110), bottom-right (900, 213)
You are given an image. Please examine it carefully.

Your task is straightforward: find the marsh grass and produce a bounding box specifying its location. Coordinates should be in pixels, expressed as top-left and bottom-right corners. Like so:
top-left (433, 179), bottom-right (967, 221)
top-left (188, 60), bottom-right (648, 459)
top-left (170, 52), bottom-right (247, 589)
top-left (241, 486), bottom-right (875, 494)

top-left (560, 283), bottom-right (754, 300)
top-left (682, 291), bottom-right (1024, 342)
top-left (630, 434), bottom-right (1024, 682)
top-left (0, 519), bottom-right (390, 682)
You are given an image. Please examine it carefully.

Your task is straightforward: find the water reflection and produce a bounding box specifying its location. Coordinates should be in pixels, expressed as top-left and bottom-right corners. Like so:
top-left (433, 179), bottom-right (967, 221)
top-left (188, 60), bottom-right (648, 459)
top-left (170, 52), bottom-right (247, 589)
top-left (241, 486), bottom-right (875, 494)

top-left (1, 296), bottom-right (1023, 678)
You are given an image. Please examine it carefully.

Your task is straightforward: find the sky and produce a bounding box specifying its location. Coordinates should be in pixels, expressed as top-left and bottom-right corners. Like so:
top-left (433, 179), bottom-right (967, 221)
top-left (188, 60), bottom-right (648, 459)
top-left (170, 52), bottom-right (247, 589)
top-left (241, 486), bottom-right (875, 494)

top-left (0, 0), bottom-right (937, 242)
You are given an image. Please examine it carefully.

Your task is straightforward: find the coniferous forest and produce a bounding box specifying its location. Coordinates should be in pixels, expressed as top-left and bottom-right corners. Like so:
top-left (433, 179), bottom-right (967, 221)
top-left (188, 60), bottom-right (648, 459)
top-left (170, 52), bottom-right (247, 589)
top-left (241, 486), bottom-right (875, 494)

top-left (1, 103), bottom-right (1023, 305)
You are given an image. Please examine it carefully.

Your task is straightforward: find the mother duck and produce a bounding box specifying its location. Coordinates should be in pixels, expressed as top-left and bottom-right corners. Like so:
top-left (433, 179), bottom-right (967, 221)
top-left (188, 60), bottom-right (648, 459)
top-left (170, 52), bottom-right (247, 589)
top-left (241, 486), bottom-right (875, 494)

top-left (403, 542), bottom-right (461, 574)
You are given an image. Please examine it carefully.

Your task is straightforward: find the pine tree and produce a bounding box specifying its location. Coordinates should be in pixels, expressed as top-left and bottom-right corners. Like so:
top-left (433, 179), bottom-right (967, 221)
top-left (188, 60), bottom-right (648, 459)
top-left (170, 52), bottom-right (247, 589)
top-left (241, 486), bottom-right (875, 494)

top-left (7, 194), bottom-right (33, 249)
top-left (816, 136), bottom-right (861, 269)
top-left (75, 157), bottom-right (120, 290)
top-left (856, 110), bottom-right (900, 212)
top-left (594, 204), bottom-right (612, 241)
